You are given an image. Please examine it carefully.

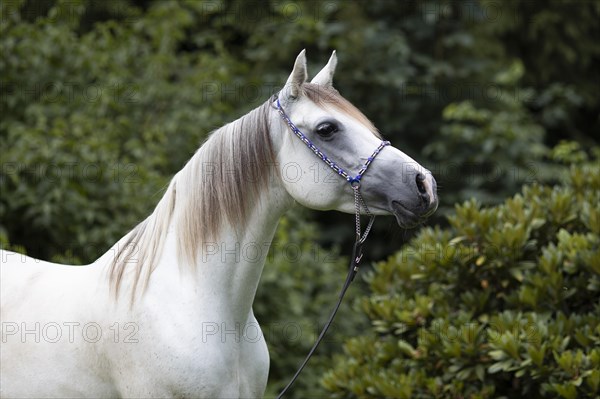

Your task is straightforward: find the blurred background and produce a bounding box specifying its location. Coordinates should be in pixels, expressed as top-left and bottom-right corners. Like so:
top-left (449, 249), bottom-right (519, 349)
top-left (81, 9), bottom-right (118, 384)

top-left (1, 1), bottom-right (599, 398)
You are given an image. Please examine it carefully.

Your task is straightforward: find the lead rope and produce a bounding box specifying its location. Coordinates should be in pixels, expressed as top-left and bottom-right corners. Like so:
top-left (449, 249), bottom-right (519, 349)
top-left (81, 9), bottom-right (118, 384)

top-left (276, 183), bottom-right (374, 399)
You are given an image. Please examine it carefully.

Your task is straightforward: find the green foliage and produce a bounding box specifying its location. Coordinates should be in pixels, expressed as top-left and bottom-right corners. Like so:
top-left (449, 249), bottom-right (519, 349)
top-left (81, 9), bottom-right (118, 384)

top-left (0, 0), bottom-right (259, 262)
top-left (324, 148), bottom-right (600, 398)
top-left (478, 0), bottom-right (600, 145)
top-left (424, 61), bottom-right (549, 207)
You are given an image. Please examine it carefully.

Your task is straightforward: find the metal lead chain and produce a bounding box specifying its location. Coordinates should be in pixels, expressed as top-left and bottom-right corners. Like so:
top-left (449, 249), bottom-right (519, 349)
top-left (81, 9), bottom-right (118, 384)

top-left (353, 183), bottom-right (375, 244)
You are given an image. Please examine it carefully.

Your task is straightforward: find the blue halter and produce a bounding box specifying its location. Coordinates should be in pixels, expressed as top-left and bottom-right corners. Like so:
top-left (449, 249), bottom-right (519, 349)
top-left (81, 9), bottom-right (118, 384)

top-left (275, 97), bottom-right (390, 186)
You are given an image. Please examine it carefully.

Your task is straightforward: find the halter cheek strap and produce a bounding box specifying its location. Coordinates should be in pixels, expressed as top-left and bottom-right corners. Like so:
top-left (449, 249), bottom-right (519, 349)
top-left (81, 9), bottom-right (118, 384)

top-left (274, 96), bottom-right (390, 398)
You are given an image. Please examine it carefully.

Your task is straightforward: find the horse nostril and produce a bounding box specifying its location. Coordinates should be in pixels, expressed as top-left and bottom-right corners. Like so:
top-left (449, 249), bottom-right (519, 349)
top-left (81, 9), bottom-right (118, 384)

top-left (416, 173), bottom-right (427, 195)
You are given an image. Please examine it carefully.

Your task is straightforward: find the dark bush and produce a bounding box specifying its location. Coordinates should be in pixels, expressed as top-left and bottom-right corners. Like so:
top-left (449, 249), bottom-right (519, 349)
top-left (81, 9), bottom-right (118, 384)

top-left (324, 143), bottom-right (600, 399)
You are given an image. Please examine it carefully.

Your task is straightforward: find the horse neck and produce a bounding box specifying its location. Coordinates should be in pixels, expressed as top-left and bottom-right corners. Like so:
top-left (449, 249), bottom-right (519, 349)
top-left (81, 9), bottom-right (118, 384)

top-left (98, 102), bottom-right (293, 321)
top-left (116, 108), bottom-right (288, 321)
top-left (149, 178), bottom-right (290, 323)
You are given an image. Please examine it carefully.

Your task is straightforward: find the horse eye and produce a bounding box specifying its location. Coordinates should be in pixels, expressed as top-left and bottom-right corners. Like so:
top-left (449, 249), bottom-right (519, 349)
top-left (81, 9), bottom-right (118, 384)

top-left (315, 122), bottom-right (338, 138)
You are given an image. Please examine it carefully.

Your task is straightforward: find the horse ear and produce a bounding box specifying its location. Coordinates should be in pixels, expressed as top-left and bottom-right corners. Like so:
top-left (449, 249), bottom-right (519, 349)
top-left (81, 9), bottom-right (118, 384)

top-left (282, 49), bottom-right (308, 99)
top-left (311, 50), bottom-right (337, 87)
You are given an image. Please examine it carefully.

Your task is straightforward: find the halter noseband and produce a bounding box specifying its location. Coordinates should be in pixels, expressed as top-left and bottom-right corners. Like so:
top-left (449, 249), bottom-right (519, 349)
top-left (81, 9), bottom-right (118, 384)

top-left (274, 96), bottom-right (390, 398)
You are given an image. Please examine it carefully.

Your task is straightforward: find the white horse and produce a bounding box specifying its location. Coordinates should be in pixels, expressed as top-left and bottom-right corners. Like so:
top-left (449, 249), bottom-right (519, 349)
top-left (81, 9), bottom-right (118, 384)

top-left (0, 50), bottom-right (437, 398)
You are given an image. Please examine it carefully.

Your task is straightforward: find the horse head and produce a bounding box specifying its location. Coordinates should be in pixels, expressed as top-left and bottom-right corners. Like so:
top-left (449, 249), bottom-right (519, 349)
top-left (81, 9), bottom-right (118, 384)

top-left (273, 50), bottom-right (438, 227)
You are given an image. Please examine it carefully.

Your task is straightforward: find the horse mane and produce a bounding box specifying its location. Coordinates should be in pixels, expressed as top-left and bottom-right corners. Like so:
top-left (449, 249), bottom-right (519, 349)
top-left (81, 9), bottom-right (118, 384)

top-left (108, 83), bottom-right (377, 302)
top-left (109, 100), bottom-right (275, 301)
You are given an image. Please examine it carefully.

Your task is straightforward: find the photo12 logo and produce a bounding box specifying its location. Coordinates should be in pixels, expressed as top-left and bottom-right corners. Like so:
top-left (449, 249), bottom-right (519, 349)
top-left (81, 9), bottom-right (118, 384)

top-left (1, 321), bottom-right (139, 344)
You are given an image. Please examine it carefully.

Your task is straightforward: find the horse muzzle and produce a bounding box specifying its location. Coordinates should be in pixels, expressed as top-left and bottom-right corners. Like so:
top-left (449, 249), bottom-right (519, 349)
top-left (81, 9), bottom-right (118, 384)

top-left (391, 172), bottom-right (438, 228)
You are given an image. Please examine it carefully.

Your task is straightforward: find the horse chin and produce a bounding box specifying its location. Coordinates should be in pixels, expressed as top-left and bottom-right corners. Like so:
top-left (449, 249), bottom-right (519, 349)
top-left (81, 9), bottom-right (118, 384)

top-left (391, 201), bottom-right (423, 229)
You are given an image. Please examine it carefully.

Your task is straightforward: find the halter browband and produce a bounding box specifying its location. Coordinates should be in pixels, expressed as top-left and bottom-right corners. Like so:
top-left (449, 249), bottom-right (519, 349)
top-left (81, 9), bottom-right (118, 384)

top-left (274, 95), bottom-right (389, 398)
top-left (275, 97), bottom-right (390, 186)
